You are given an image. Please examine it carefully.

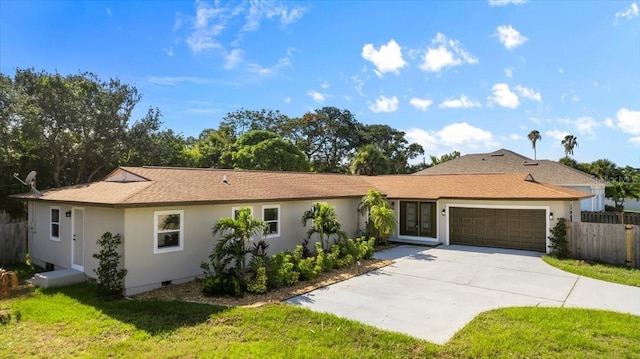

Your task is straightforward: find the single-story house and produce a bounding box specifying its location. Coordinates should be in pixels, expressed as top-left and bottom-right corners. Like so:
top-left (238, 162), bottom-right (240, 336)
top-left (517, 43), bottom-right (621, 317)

top-left (13, 166), bottom-right (591, 295)
top-left (414, 149), bottom-right (606, 212)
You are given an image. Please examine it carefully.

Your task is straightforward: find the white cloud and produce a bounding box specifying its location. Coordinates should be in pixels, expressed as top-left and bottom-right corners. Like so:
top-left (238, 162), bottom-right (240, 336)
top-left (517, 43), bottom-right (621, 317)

top-left (630, 136), bottom-right (640, 143)
top-left (515, 85), bottom-right (541, 102)
top-left (558, 68), bottom-right (564, 73)
top-left (246, 57), bottom-right (291, 76)
top-left (488, 83), bottom-right (519, 108)
top-left (546, 129), bottom-right (570, 142)
top-left (488, 0), bottom-right (528, 6)
top-left (361, 39), bottom-right (407, 75)
top-left (574, 116), bottom-right (599, 137)
top-left (106, 7), bottom-right (112, 16)
top-left (242, 1), bottom-right (308, 32)
top-left (604, 118), bottom-right (615, 128)
top-left (283, 96), bottom-right (291, 104)
top-left (419, 33), bottom-right (478, 72)
top-left (494, 25), bottom-right (528, 50)
top-left (369, 96), bottom-right (399, 113)
top-left (409, 98), bottom-right (433, 111)
top-left (147, 76), bottom-right (210, 85)
top-left (615, 2), bottom-right (639, 22)
top-left (405, 122), bottom-right (498, 152)
top-left (320, 81), bottom-right (330, 89)
top-left (504, 67), bottom-right (513, 78)
top-left (307, 90), bottom-right (326, 103)
top-left (617, 108), bottom-right (640, 135)
top-left (224, 49), bottom-right (243, 69)
top-left (163, 46), bottom-right (174, 57)
top-left (571, 96), bottom-right (580, 102)
top-left (439, 95), bottom-right (482, 109)
top-left (187, 1), bottom-right (227, 53)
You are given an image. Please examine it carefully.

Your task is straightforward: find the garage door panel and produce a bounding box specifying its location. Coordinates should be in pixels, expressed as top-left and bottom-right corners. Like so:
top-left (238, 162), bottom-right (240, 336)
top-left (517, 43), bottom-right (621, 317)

top-left (450, 207), bottom-right (546, 252)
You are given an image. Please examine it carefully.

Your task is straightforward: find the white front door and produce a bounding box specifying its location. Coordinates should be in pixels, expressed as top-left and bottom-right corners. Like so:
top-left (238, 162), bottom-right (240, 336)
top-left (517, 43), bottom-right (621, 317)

top-left (71, 208), bottom-right (84, 271)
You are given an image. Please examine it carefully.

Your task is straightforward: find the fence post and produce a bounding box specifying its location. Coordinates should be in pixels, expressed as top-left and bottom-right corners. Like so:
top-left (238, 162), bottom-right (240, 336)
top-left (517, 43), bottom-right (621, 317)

top-left (627, 225), bottom-right (635, 267)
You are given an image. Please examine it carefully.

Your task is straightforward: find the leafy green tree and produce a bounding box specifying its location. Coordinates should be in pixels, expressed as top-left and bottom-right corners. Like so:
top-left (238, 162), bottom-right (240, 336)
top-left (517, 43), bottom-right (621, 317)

top-left (350, 144), bottom-right (391, 175)
top-left (357, 124), bottom-right (424, 174)
top-left (430, 151), bottom-right (461, 166)
top-left (561, 134), bottom-right (578, 158)
top-left (290, 107), bottom-right (362, 173)
top-left (219, 108), bottom-right (290, 138)
top-left (588, 159), bottom-right (617, 180)
top-left (211, 207), bottom-right (268, 279)
top-left (527, 130), bottom-right (542, 160)
top-left (359, 189), bottom-right (396, 244)
top-left (301, 203), bottom-right (346, 251)
top-left (229, 130), bottom-right (310, 171)
top-left (606, 167), bottom-right (640, 209)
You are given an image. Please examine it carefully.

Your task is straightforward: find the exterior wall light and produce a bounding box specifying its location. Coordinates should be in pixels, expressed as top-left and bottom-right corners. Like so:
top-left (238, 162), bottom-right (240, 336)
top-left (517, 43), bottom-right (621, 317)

top-left (549, 212), bottom-right (554, 220)
top-left (441, 209), bottom-right (446, 216)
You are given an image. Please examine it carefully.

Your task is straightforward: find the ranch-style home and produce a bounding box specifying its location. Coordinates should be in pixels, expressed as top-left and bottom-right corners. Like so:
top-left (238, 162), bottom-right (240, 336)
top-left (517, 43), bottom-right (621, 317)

top-left (415, 149), bottom-right (606, 212)
top-left (13, 166), bottom-right (591, 295)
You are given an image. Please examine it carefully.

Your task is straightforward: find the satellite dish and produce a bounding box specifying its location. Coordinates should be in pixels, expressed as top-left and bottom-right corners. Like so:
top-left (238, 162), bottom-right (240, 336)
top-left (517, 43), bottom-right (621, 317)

top-left (25, 171), bottom-right (37, 186)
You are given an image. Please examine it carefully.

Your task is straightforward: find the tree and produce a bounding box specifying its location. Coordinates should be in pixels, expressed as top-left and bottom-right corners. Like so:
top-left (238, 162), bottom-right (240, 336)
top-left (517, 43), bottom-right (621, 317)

top-left (527, 130), bottom-right (542, 160)
top-left (588, 159), bottom-right (617, 180)
top-left (211, 208), bottom-right (267, 279)
top-left (561, 134), bottom-right (578, 158)
top-left (357, 124), bottom-right (424, 174)
top-left (350, 144), bottom-right (391, 175)
top-left (301, 203), bottom-right (346, 251)
top-left (430, 151), bottom-right (461, 166)
top-left (219, 108), bottom-right (290, 138)
top-left (229, 130), bottom-right (310, 171)
top-left (289, 107), bottom-right (362, 173)
top-left (606, 167), bottom-right (640, 210)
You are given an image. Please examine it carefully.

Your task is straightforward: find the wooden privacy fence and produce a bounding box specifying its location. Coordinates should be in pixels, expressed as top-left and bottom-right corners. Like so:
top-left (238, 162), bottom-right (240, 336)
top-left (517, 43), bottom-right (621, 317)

top-left (581, 211), bottom-right (640, 225)
top-left (568, 222), bottom-right (640, 268)
top-left (0, 213), bottom-right (27, 266)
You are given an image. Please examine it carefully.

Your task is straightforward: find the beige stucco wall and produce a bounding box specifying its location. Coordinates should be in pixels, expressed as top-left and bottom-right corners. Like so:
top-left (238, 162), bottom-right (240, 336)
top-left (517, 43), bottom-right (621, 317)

top-left (28, 201), bottom-right (124, 277)
top-left (389, 198), bottom-right (580, 253)
top-left (123, 197), bottom-right (361, 295)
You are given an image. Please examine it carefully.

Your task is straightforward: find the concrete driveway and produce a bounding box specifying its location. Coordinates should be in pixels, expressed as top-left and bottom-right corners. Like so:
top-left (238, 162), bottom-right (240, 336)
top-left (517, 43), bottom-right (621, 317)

top-left (286, 245), bottom-right (640, 344)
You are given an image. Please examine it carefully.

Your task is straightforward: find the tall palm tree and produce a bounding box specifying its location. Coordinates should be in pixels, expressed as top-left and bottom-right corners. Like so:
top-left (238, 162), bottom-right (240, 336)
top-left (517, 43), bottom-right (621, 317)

top-left (211, 207), bottom-right (267, 278)
top-left (301, 203), bottom-right (346, 251)
top-left (358, 189), bottom-right (396, 244)
top-left (527, 130), bottom-right (542, 160)
top-left (589, 159), bottom-right (616, 180)
top-left (561, 134), bottom-right (578, 158)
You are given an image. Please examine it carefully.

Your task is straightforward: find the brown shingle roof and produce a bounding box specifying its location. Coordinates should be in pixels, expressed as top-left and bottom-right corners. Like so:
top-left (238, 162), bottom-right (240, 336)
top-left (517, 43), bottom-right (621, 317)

top-left (12, 166), bottom-right (592, 207)
top-left (414, 148), bottom-right (603, 186)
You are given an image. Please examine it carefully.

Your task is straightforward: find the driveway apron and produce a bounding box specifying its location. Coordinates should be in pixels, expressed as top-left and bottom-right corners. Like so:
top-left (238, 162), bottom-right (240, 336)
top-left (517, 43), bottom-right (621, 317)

top-left (285, 245), bottom-right (640, 344)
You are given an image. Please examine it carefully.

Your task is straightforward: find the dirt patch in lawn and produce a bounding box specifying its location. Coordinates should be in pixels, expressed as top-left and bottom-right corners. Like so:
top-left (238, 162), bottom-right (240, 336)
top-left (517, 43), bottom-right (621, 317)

top-left (133, 258), bottom-right (393, 307)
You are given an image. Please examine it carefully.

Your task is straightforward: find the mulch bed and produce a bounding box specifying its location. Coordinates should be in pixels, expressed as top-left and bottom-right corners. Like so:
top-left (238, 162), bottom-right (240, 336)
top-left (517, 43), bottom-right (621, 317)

top-left (133, 258), bottom-right (394, 307)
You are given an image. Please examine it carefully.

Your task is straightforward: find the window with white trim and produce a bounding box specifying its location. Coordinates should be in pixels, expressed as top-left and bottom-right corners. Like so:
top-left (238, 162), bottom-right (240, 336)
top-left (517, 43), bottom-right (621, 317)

top-left (154, 210), bottom-right (184, 254)
top-left (262, 205), bottom-right (280, 238)
top-left (50, 207), bottom-right (60, 241)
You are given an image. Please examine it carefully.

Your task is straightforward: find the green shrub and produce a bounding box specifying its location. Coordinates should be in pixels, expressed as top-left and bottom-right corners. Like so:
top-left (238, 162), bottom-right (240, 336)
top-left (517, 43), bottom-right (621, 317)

top-left (266, 252), bottom-right (299, 289)
top-left (246, 266), bottom-right (268, 294)
top-left (549, 218), bottom-right (569, 259)
top-left (202, 274), bottom-right (244, 298)
top-left (92, 232), bottom-right (127, 298)
top-left (357, 237), bottom-right (376, 260)
top-left (297, 257), bottom-right (319, 280)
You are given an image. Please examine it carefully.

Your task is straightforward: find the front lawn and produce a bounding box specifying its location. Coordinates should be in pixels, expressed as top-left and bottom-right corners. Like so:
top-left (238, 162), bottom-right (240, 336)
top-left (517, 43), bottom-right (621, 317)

top-left (2, 283), bottom-right (640, 358)
top-left (543, 256), bottom-right (640, 287)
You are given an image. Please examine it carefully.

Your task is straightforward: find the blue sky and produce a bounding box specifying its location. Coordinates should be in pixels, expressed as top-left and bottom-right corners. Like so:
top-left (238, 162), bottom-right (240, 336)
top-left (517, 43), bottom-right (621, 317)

top-left (1, 0), bottom-right (639, 166)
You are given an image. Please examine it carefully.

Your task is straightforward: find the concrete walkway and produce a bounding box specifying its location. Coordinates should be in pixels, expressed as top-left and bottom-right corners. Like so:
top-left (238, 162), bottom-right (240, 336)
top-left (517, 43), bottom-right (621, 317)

top-left (286, 245), bottom-right (640, 344)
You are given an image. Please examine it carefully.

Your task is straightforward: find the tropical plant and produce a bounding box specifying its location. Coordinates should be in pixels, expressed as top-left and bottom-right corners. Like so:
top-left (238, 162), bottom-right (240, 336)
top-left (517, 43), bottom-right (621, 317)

top-left (350, 144), bottom-right (391, 175)
top-left (301, 203), bottom-right (346, 251)
top-left (92, 232), bottom-right (127, 297)
top-left (210, 207), bottom-right (267, 280)
top-left (527, 130), bottom-right (542, 160)
top-left (561, 135), bottom-right (578, 158)
top-left (359, 189), bottom-right (396, 244)
top-left (606, 166), bottom-right (640, 209)
top-left (429, 150), bottom-right (461, 166)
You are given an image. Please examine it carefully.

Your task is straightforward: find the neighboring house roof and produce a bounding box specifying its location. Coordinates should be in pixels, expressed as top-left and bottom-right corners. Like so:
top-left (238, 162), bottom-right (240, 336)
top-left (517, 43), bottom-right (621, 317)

top-left (414, 148), bottom-right (603, 186)
top-left (12, 166), bottom-right (592, 207)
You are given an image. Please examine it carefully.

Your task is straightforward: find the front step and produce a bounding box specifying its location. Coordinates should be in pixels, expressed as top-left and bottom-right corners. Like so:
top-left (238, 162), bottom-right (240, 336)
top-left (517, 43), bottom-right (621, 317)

top-left (31, 269), bottom-right (86, 288)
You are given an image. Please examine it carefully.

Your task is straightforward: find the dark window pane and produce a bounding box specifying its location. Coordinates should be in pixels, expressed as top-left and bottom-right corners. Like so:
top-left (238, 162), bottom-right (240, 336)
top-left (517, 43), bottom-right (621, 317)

top-left (157, 231), bottom-right (180, 248)
top-left (264, 208), bottom-right (278, 221)
top-left (51, 223), bottom-right (59, 238)
top-left (267, 222), bottom-right (278, 235)
top-left (51, 209), bottom-right (60, 223)
top-left (158, 214), bottom-right (180, 231)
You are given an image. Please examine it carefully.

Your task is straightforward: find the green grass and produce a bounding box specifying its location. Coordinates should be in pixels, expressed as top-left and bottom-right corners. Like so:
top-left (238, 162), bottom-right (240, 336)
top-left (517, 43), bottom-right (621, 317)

top-left (543, 256), bottom-right (640, 287)
top-left (2, 283), bottom-right (640, 358)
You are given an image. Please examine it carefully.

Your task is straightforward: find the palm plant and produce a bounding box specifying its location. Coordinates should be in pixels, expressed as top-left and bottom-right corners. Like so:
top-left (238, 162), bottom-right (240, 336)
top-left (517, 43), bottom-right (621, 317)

top-left (301, 203), bottom-right (346, 251)
top-left (359, 189), bottom-right (396, 244)
top-left (211, 207), bottom-right (267, 279)
top-left (561, 135), bottom-right (578, 158)
top-left (527, 130), bottom-right (542, 160)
